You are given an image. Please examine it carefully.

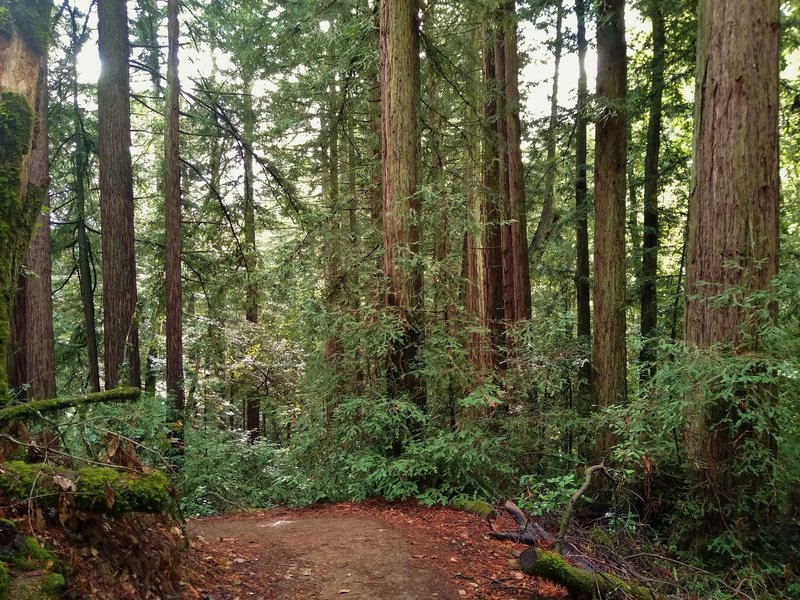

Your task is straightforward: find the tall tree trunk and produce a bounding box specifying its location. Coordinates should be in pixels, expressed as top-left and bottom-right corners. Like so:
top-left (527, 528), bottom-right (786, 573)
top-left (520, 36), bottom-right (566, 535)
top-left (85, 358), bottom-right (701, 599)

top-left (98, 0), bottom-right (141, 390)
top-left (592, 0), bottom-right (627, 457)
top-left (639, 0), bottom-right (665, 381)
top-left (323, 76), bottom-right (343, 422)
top-left (574, 0), bottom-right (592, 405)
top-left (242, 74), bottom-right (260, 437)
top-left (21, 58), bottom-right (56, 400)
top-left (9, 58), bottom-right (54, 400)
top-left (502, 1), bottom-right (531, 321)
top-left (0, 1), bottom-right (53, 399)
top-left (165, 0), bottom-right (184, 410)
top-left (529, 1), bottom-right (564, 269)
top-left (685, 0), bottom-right (779, 512)
top-left (243, 76), bottom-right (258, 326)
top-left (380, 0), bottom-right (424, 407)
top-left (481, 19), bottom-right (505, 372)
top-left (70, 8), bottom-right (101, 393)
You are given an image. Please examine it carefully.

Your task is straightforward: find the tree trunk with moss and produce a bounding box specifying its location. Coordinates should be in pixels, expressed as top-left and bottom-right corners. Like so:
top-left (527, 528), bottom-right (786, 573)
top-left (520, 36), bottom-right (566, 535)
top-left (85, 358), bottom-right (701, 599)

top-left (684, 0), bottom-right (780, 523)
top-left (98, 0), bottom-right (141, 390)
top-left (0, 0), bottom-right (53, 400)
top-left (10, 56), bottom-right (55, 401)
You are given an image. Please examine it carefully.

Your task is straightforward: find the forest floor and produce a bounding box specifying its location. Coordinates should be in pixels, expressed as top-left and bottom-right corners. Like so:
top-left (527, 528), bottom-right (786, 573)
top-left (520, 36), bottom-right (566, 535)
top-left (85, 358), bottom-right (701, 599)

top-left (185, 500), bottom-right (568, 600)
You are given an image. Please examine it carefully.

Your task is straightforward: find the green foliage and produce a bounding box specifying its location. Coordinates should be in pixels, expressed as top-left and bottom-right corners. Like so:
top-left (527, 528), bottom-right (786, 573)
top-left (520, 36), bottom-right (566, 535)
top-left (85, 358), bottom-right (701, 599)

top-left (517, 473), bottom-right (580, 517)
top-left (0, 561), bottom-right (8, 600)
top-left (178, 427), bottom-right (316, 516)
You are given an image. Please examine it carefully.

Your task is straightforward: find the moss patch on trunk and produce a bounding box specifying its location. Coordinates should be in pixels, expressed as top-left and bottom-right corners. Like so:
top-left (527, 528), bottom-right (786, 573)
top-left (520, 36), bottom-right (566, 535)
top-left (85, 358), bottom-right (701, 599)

top-left (0, 0), bottom-right (53, 55)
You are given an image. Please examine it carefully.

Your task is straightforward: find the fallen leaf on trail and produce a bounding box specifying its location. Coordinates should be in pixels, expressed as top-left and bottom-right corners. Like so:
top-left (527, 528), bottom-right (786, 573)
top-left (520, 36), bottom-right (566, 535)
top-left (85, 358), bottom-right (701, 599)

top-left (53, 475), bottom-right (74, 491)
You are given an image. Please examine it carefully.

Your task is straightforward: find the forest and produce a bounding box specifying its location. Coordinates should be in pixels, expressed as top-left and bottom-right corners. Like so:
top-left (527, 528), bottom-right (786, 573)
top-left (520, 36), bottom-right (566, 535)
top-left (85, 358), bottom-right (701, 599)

top-left (0, 0), bottom-right (798, 598)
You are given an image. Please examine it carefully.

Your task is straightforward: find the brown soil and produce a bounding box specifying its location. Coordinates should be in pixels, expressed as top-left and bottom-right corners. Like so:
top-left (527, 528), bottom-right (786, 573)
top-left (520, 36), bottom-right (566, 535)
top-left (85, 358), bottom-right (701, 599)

top-left (186, 500), bottom-right (567, 600)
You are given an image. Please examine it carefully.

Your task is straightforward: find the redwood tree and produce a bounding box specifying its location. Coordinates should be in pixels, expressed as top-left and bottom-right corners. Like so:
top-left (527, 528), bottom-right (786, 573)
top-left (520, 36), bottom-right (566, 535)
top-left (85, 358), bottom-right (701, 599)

top-left (574, 0), bottom-right (591, 402)
top-left (0, 0), bottom-right (53, 398)
top-left (98, 0), bottom-right (141, 389)
top-left (15, 56), bottom-right (56, 400)
top-left (592, 0), bottom-right (627, 455)
top-left (380, 0), bottom-right (423, 406)
top-left (165, 0), bottom-right (184, 409)
top-left (639, 0), bottom-right (665, 380)
top-left (684, 0), bottom-right (780, 509)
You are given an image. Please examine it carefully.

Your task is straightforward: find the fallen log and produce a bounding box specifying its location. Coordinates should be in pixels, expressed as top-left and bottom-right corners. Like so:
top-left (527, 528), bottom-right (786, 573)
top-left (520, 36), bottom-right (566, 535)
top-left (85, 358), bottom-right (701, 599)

top-left (519, 547), bottom-right (656, 600)
top-left (0, 388), bottom-right (141, 425)
top-left (0, 460), bottom-right (170, 514)
top-left (492, 500), bottom-right (658, 598)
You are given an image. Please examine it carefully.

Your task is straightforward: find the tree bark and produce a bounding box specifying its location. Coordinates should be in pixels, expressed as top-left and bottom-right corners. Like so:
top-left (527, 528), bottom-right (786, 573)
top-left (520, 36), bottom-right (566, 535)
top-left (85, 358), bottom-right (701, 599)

top-left (165, 0), bottom-right (184, 411)
top-left (592, 0), bottom-right (627, 457)
top-left (685, 0), bottom-right (780, 508)
top-left (380, 0), bottom-right (424, 407)
top-left (0, 0), bottom-right (53, 399)
top-left (639, 0), bottom-right (665, 381)
top-left (242, 76), bottom-right (258, 326)
top-left (481, 19), bottom-right (505, 372)
top-left (98, 0), bottom-right (141, 390)
top-left (21, 57), bottom-right (56, 400)
top-left (501, 1), bottom-right (531, 321)
top-left (240, 73), bottom-right (259, 438)
top-left (574, 0), bottom-right (592, 407)
top-left (529, 2), bottom-right (563, 269)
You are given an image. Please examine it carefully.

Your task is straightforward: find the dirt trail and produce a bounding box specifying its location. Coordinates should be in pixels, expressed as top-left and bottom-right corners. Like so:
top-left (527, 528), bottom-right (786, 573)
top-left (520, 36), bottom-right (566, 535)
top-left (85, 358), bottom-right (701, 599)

top-left (187, 500), bottom-right (566, 600)
top-left (194, 514), bottom-right (454, 599)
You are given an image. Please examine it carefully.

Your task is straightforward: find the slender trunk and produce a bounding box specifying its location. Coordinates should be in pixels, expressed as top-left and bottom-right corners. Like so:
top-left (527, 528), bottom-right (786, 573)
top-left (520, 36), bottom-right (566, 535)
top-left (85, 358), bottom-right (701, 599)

top-left (502, 1), bottom-right (531, 320)
top-left (592, 0), bottom-right (627, 457)
top-left (242, 75), bottom-right (259, 437)
top-left (98, 0), bottom-right (141, 389)
top-left (380, 0), bottom-right (424, 407)
top-left (243, 77), bottom-right (258, 325)
top-left (574, 0), bottom-right (592, 404)
top-left (481, 19), bottom-right (505, 372)
top-left (70, 10), bottom-right (102, 392)
top-left (165, 0), bottom-right (184, 410)
top-left (639, 0), bottom-right (665, 380)
top-left (323, 76), bottom-right (343, 425)
top-left (529, 2), bottom-right (563, 268)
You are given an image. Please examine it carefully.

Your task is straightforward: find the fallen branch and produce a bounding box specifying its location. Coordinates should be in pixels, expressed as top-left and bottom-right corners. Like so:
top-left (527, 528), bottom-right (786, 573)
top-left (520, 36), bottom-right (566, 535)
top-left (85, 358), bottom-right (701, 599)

top-left (0, 388), bottom-right (141, 425)
top-left (488, 501), bottom-right (554, 545)
top-left (556, 462), bottom-right (605, 553)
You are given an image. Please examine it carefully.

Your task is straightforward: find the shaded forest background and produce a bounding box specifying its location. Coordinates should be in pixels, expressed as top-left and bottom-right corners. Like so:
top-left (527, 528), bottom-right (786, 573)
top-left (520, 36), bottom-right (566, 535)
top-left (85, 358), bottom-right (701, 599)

top-left (2, 0), bottom-right (800, 597)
